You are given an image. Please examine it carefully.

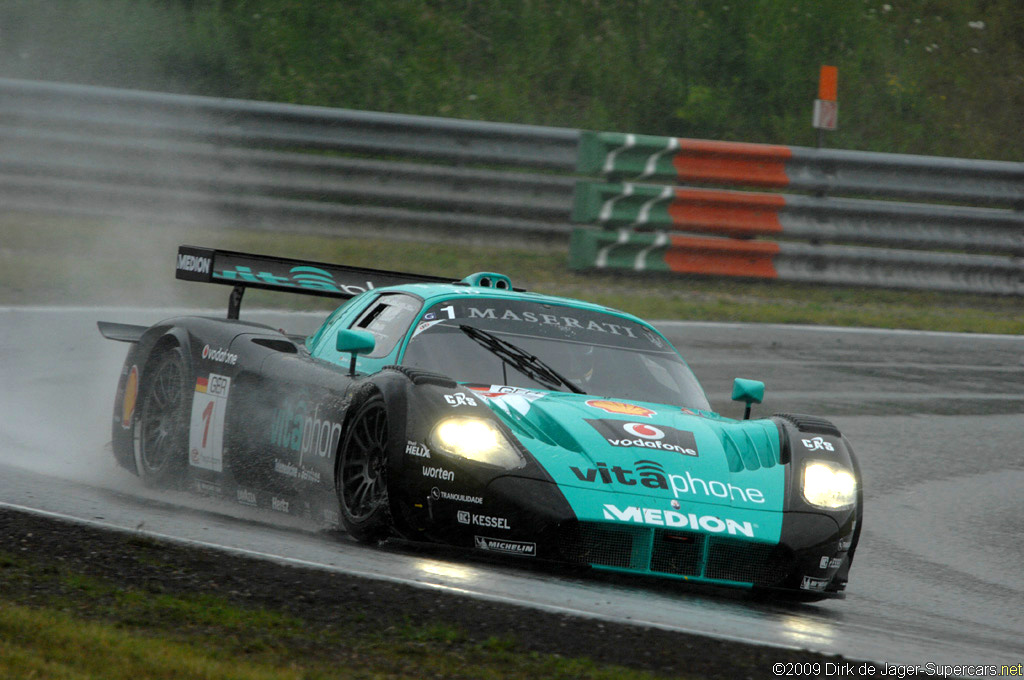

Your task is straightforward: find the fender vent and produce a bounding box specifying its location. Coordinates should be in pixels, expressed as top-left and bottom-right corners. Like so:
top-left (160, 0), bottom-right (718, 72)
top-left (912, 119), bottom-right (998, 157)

top-left (383, 365), bottom-right (456, 388)
top-left (251, 338), bottom-right (298, 353)
top-left (774, 413), bottom-right (841, 437)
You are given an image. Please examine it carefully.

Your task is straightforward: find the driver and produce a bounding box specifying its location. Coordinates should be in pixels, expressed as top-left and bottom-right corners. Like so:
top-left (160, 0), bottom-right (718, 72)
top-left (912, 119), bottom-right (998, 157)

top-left (566, 344), bottom-right (597, 388)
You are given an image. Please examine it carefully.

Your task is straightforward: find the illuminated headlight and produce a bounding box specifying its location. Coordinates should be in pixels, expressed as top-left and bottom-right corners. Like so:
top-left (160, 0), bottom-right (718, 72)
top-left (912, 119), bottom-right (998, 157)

top-left (429, 417), bottom-right (525, 469)
top-left (802, 461), bottom-right (857, 509)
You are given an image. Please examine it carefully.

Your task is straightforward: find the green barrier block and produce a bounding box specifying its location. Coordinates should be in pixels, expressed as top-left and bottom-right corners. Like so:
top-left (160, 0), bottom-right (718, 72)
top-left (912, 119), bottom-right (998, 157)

top-left (568, 227), bottom-right (600, 270)
top-left (568, 228), bottom-right (671, 272)
top-left (577, 131), bottom-right (682, 181)
top-left (571, 181), bottom-right (605, 223)
top-left (571, 181), bottom-right (675, 227)
top-left (576, 131), bottom-right (610, 174)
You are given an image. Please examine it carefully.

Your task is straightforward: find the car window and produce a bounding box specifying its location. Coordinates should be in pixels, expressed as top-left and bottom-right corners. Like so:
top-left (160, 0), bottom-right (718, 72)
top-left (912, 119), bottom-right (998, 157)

top-left (306, 295), bottom-right (363, 350)
top-left (350, 293), bottom-right (422, 359)
top-left (400, 297), bottom-right (710, 410)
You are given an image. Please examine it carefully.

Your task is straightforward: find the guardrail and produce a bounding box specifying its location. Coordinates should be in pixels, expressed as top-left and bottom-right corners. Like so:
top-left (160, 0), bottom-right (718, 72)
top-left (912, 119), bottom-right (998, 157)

top-left (571, 132), bottom-right (1024, 295)
top-left (570, 229), bottom-right (1024, 296)
top-left (576, 132), bottom-right (1024, 205)
top-left (2, 78), bottom-right (1023, 295)
top-left (0, 77), bottom-right (578, 240)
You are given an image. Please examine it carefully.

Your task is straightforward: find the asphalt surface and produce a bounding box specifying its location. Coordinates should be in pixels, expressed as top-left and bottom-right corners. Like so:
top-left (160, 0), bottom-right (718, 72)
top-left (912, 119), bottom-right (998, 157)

top-left (1, 307), bottom-right (1022, 672)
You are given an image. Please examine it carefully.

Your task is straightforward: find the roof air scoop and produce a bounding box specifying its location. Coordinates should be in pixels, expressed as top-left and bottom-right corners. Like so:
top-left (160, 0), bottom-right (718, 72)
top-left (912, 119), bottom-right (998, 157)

top-left (461, 272), bottom-right (513, 290)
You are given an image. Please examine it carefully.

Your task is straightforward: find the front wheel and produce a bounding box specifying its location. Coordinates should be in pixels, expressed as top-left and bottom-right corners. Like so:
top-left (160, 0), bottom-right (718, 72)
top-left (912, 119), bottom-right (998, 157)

top-left (336, 394), bottom-right (392, 543)
top-left (133, 346), bottom-right (190, 487)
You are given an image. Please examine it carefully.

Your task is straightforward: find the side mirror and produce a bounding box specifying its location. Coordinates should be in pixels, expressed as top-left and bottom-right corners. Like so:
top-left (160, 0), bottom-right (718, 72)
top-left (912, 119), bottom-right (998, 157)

top-left (731, 378), bottom-right (765, 420)
top-left (336, 329), bottom-right (375, 376)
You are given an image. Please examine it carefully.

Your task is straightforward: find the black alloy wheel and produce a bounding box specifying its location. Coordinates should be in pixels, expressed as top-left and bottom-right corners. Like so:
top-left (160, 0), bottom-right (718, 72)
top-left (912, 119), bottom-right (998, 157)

top-left (337, 394), bottom-right (392, 543)
top-left (134, 347), bottom-right (190, 487)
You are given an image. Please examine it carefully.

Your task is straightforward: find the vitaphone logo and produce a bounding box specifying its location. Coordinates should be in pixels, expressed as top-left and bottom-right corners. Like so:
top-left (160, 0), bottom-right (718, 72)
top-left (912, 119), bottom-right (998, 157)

top-left (269, 402), bottom-right (341, 461)
top-left (586, 419), bottom-right (698, 457)
top-left (570, 459), bottom-right (766, 505)
top-left (215, 265), bottom-right (375, 296)
top-left (177, 253), bottom-right (211, 274)
top-left (602, 504), bottom-right (755, 537)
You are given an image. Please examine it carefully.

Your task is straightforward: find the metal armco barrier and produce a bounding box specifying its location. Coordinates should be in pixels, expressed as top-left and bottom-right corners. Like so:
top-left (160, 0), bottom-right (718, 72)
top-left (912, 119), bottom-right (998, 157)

top-left (577, 131), bottom-right (1024, 206)
top-left (573, 182), bottom-right (1024, 253)
top-left (0, 77), bottom-right (578, 239)
top-left (572, 131), bottom-right (1024, 295)
top-left (3, 78), bottom-right (1023, 295)
top-left (570, 229), bottom-right (1024, 296)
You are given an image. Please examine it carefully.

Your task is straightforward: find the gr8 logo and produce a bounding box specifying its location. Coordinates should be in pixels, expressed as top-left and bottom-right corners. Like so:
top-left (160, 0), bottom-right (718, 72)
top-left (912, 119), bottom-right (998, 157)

top-left (802, 436), bottom-right (834, 452)
top-left (444, 393), bottom-right (477, 407)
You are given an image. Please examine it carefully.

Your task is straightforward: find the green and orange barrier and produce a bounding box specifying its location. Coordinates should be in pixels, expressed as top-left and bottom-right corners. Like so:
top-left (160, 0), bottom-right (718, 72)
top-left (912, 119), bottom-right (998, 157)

top-left (569, 228), bottom-right (780, 279)
top-left (572, 182), bottom-right (786, 237)
top-left (576, 131), bottom-right (792, 188)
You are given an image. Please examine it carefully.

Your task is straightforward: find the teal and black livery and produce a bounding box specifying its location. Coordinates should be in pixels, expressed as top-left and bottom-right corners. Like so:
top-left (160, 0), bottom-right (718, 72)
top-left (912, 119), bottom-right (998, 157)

top-left (99, 245), bottom-right (862, 601)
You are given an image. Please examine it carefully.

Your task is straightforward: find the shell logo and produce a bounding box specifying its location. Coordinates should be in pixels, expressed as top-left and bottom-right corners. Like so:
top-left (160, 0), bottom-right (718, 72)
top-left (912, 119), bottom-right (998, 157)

top-left (121, 365), bottom-right (139, 429)
top-left (585, 399), bottom-right (655, 418)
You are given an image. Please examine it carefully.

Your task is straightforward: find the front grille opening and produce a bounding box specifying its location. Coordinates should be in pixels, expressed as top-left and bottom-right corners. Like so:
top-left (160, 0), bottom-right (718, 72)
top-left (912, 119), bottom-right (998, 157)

top-left (650, 529), bottom-right (703, 576)
top-left (560, 522), bottom-right (793, 587)
top-left (705, 537), bottom-right (793, 586)
top-left (560, 523), bottom-right (648, 569)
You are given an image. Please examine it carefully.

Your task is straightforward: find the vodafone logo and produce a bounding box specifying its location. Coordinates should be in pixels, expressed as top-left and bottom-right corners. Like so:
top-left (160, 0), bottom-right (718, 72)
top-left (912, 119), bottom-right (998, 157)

top-left (586, 418), bottom-right (699, 457)
top-left (202, 344), bottom-right (238, 365)
top-left (622, 423), bottom-right (664, 440)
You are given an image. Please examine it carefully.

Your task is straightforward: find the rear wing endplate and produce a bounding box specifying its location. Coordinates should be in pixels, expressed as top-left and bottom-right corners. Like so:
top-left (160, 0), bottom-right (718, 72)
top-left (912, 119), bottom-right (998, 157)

top-left (176, 245), bottom-right (451, 319)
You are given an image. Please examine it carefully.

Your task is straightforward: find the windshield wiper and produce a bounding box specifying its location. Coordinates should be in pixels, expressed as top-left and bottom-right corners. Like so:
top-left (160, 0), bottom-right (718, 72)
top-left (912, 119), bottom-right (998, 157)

top-left (459, 324), bottom-right (586, 395)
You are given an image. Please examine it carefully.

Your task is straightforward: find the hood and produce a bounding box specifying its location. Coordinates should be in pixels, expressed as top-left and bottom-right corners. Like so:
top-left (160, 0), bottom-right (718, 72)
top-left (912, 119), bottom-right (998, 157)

top-left (468, 387), bottom-right (785, 518)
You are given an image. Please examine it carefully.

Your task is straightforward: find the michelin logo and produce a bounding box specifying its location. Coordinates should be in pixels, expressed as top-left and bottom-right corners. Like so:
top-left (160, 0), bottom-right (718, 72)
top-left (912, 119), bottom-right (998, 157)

top-left (474, 536), bottom-right (536, 557)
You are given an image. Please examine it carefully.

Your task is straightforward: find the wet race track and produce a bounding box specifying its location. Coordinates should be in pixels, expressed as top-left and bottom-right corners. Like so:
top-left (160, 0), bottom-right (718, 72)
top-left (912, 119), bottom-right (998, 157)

top-left (1, 307), bottom-right (1022, 671)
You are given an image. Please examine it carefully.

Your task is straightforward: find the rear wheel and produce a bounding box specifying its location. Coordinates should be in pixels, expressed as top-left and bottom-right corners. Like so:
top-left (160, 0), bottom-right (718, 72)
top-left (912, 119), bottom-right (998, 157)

top-left (336, 394), bottom-right (392, 543)
top-left (133, 346), bottom-right (190, 487)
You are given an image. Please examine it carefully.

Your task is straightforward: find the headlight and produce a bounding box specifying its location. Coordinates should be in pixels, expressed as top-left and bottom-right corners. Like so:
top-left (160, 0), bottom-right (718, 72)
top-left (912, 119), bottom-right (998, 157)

top-left (429, 417), bottom-right (525, 469)
top-left (802, 461), bottom-right (857, 509)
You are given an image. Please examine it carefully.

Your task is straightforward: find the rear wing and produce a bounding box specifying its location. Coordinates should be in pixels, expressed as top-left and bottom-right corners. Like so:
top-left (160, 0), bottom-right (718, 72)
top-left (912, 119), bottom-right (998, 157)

top-left (176, 245), bottom-right (452, 319)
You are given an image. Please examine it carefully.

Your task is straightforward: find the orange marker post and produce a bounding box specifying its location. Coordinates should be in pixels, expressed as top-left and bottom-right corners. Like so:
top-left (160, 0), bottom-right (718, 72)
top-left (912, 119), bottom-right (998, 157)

top-left (813, 65), bottom-right (838, 148)
top-left (818, 65), bottom-right (838, 102)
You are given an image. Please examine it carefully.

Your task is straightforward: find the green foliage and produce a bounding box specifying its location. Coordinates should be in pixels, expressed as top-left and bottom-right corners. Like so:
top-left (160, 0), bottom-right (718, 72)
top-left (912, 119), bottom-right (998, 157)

top-left (0, 0), bottom-right (1019, 158)
top-left (0, 556), bottom-right (670, 680)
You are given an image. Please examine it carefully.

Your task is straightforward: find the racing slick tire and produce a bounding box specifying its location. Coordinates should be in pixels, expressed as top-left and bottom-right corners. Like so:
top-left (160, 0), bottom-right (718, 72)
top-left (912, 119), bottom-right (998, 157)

top-left (133, 345), bottom-right (190, 488)
top-left (336, 393), bottom-right (393, 544)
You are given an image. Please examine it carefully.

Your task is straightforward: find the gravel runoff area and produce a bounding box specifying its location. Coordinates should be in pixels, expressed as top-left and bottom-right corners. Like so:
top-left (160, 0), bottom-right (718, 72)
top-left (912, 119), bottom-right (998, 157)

top-left (0, 507), bottom-right (882, 679)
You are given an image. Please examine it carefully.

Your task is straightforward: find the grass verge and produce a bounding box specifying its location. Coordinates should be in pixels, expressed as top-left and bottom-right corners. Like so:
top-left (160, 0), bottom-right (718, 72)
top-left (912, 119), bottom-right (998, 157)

top-left (0, 552), bottom-right (666, 680)
top-left (3, 212), bottom-right (1022, 334)
top-left (0, 508), bottom-right (876, 680)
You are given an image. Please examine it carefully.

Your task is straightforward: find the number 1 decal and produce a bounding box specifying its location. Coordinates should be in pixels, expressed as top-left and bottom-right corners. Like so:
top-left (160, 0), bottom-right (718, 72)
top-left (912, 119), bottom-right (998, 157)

top-left (200, 401), bottom-right (214, 448)
top-left (189, 374), bottom-right (231, 472)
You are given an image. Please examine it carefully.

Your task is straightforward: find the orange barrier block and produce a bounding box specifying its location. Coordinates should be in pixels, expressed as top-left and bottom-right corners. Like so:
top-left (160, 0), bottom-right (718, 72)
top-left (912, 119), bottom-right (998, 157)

top-left (671, 139), bottom-right (792, 188)
top-left (664, 236), bottom-right (781, 279)
top-left (667, 188), bottom-right (786, 236)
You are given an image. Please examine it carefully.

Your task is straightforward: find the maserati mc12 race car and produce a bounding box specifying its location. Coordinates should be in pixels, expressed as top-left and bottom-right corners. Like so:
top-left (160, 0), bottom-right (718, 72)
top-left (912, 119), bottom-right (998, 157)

top-left (99, 245), bottom-right (862, 600)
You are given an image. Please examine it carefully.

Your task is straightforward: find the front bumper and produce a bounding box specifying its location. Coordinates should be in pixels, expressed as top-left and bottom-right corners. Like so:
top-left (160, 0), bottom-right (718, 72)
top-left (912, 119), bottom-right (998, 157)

top-left (466, 476), bottom-right (854, 595)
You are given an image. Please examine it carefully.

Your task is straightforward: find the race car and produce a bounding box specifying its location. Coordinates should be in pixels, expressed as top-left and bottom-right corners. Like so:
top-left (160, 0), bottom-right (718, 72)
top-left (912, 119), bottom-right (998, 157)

top-left (99, 245), bottom-right (862, 600)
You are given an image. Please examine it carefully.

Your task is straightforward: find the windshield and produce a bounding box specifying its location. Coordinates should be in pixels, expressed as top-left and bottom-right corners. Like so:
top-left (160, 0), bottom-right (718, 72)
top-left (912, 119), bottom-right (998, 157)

top-left (400, 298), bottom-right (710, 410)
